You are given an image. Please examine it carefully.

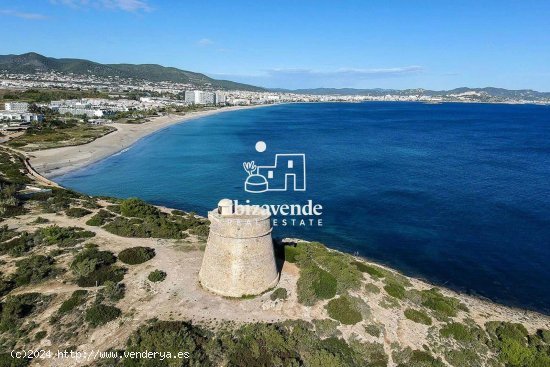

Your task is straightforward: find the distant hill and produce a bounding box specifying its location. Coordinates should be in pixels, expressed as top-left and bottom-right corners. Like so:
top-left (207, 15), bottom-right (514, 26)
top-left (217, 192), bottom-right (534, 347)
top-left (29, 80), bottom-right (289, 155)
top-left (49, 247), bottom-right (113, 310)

top-left (272, 87), bottom-right (550, 100)
top-left (0, 52), bottom-right (264, 91)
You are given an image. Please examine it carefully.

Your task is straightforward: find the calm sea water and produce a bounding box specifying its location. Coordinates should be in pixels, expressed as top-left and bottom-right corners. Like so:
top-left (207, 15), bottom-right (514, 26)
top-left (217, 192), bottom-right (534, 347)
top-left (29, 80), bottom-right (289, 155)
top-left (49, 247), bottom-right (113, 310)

top-left (57, 102), bottom-right (550, 314)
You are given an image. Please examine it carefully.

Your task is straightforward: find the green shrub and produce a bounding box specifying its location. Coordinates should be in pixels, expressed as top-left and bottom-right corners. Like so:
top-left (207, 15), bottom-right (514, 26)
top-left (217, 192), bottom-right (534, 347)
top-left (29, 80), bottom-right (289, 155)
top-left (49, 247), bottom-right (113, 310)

top-left (0, 277), bottom-right (15, 297)
top-left (0, 224), bottom-right (17, 243)
top-left (365, 283), bottom-right (380, 294)
top-left (440, 322), bottom-right (482, 342)
top-left (147, 270), bottom-right (166, 283)
top-left (71, 247), bottom-right (124, 287)
top-left (38, 225), bottom-right (95, 247)
top-left (420, 288), bottom-right (467, 318)
top-left (539, 329), bottom-right (550, 344)
top-left (326, 295), bottom-right (363, 325)
top-left (404, 309), bottom-right (432, 325)
top-left (76, 266), bottom-right (125, 287)
top-left (284, 245), bottom-right (301, 263)
top-left (352, 261), bottom-right (386, 278)
top-left (444, 348), bottom-right (483, 367)
top-left (384, 282), bottom-right (406, 299)
top-left (85, 209), bottom-right (113, 226)
top-left (297, 265), bottom-right (337, 305)
top-left (32, 217), bottom-right (50, 224)
top-left (189, 224), bottom-right (209, 238)
top-left (313, 319), bottom-right (341, 338)
top-left (81, 199), bottom-right (101, 209)
top-left (118, 246), bottom-right (155, 265)
top-left (0, 293), bottom-right (50, 332)
top-left (485, 321), bottom-right (550, 367)
top-left (364, 324), bottom-right (382, 338)
top-left (270, 287), bottom-right (288, 301)
top-left (124, 321), bottom-right (211, 366)
top-left (101, 281), bottom-right (125, 301)
top-left (290, 242), bottom-right (363, 295)
top-left (85, 304), bottom-right (121, 327)
top-left (380, 296), bottom-right (400, 309)
top-left (34, 330), bottom-right (47, 341)
top-left (124, 319), bottom-right (385, 367)
top-left (71, 248), bottom-right (116, 277)
top-left (38, 188), bottom-right (80, 213)
top-left (13, 255), bottom-right (57, 286)
top-left (65, 207), bottom-right (92, 218)
top-left (106, 204), bottom-right (121, 214)
top-left (397, 350), bottom-right (445, 367)
top-left (0, 232), bottom-right (35, 257)
top-left (58, 290), bottom-right (88, 314)
top-left (119, 198), bottom-right (160, 218)
top-left (104, 217), bottom-right (187, 239)
top-left (0, 352), bottom-right (32, 367)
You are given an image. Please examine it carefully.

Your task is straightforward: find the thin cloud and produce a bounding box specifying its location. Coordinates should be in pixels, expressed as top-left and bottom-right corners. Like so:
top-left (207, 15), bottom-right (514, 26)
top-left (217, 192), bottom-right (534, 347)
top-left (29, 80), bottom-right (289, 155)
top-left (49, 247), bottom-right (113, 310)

top-left (102, 0), bottom-right (151, 12)
top-left (0, 9), bottom-right (48, 20)
top-left (265, 66), bottom-right (424, 78)
top-left (210, 66), bottom-right (424, 89)
top-left (50, 0), bottom-right (151, 12)
top-left (197, 38), bottom-right (214, 46)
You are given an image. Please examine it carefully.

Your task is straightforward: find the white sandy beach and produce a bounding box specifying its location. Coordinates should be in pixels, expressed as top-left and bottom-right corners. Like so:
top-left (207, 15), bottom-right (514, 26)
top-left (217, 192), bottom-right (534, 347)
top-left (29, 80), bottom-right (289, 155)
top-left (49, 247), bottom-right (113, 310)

top-left (27, 105), bottom-right (267, 178)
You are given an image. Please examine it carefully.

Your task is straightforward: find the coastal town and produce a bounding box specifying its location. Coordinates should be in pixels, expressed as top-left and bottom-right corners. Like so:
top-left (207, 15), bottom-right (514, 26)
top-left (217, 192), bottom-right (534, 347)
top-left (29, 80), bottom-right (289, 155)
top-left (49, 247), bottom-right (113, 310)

top-left (2, 68), bottom-right (550, 132)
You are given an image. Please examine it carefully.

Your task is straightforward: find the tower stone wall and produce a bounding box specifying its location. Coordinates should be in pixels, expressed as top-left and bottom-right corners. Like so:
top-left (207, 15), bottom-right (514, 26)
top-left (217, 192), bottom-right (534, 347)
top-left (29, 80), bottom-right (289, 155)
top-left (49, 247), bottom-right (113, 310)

top-left (199, 200), bottom-right (279, 297)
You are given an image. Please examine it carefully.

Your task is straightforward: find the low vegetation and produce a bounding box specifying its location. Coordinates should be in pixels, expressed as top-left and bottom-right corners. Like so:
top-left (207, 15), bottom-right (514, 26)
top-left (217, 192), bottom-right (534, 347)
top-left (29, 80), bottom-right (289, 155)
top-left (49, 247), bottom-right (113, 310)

top-left (270, 287), bottom-right (288, 301)
top-left (420, 288), bottom-right (468, 318)
top-left (99, 281), bottom-right (126, 302)
top-left (325, 295), bottom-right (363, 325)
top-left (38, 225), bottom-right (95, 247)
top-left (71, 247), bottom-right (125, 287)
top-left (57, 290), bottom-right (88, 314)
top-left (0, 293), bottom-right (52, 333)
top-left (85, 209), bottom-right (114, 226)
top-left (384, 282), bottom-right (406, 300)
top-left (0, 277), bottom-right (14, 297)
top-left (64, 207), bottom-right (92, 218)
top-left (102, 198), bottom-right (208, 239)
top-left (147, 270), bottom-right (166, 283)
top-left (118, 246), bottom-right (155, 265)
top-left (352, 261), bottom-right (386, 279)
top-left (7, 120), bottom-right (115, 151)
top-left (85, 304), bottom-right (122, 327)
top-left (297, 264), bottom-right (337, 305)
top-left (404, 308), bottom-right (432, 325)
top-left (120, 320), bottom-right (387, 367)
top-left (13, 255), bottom-right (58, 286)
top-left (0, 231), bottom-right (36, 257)
top-left (286, 242), bottom-right (363, 306)
top-left (485, 321), bottom-right (550, 367)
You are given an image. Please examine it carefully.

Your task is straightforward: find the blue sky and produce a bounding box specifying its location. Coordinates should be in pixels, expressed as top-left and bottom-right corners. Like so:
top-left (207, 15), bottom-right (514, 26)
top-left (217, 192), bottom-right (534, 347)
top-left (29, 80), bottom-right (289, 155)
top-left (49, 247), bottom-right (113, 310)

top-left (2, 0), bottom-right (550, 90)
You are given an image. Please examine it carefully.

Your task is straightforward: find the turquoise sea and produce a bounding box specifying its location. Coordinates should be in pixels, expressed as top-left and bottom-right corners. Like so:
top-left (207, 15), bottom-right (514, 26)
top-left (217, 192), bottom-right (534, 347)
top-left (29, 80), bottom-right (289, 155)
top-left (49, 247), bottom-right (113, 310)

top-left (57, 102), bottom-right (550, 314)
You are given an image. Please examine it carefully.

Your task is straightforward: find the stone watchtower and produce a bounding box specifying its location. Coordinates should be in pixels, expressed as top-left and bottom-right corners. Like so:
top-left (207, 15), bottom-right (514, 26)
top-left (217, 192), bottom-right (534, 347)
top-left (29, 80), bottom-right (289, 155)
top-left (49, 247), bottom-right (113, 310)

top-left (199, 199), bottom-right (279, 297)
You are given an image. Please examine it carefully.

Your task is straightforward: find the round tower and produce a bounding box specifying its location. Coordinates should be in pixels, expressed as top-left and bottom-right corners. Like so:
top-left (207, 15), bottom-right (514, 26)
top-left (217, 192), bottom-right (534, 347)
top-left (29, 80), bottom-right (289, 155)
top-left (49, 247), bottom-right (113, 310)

top-left (199, 199), bottom-right (279, 297)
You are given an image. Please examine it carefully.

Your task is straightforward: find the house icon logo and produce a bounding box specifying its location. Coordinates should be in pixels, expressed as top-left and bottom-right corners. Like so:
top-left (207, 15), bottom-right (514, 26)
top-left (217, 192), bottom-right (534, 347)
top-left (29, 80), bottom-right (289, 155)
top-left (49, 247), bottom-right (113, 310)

top-left (243, 141), bottom-right (306, 193)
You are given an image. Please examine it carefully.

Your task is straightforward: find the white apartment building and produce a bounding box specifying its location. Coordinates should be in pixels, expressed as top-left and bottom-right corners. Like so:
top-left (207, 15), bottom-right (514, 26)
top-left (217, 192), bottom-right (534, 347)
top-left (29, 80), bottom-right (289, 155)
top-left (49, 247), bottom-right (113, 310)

top-left (215, 91), bottom-right (226, 105)
top-left (0, 111), bottom-right (43, 123)
top-left (4, 102), bottom-right (29, 112)
top-left (184, 90), bottom-right (202, 104)
top-left (57, 107), bottom-right (106, 118)
top-left (202, 91), bottom-right (215, 104)
top-left (185, 90), bottom-right (217, 105)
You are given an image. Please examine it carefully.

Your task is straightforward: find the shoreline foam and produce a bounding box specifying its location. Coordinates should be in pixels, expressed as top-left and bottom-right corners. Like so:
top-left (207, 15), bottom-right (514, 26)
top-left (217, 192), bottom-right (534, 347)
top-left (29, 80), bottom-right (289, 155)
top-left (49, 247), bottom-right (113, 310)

top-left (27, 104), bottom-right (271, 178)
